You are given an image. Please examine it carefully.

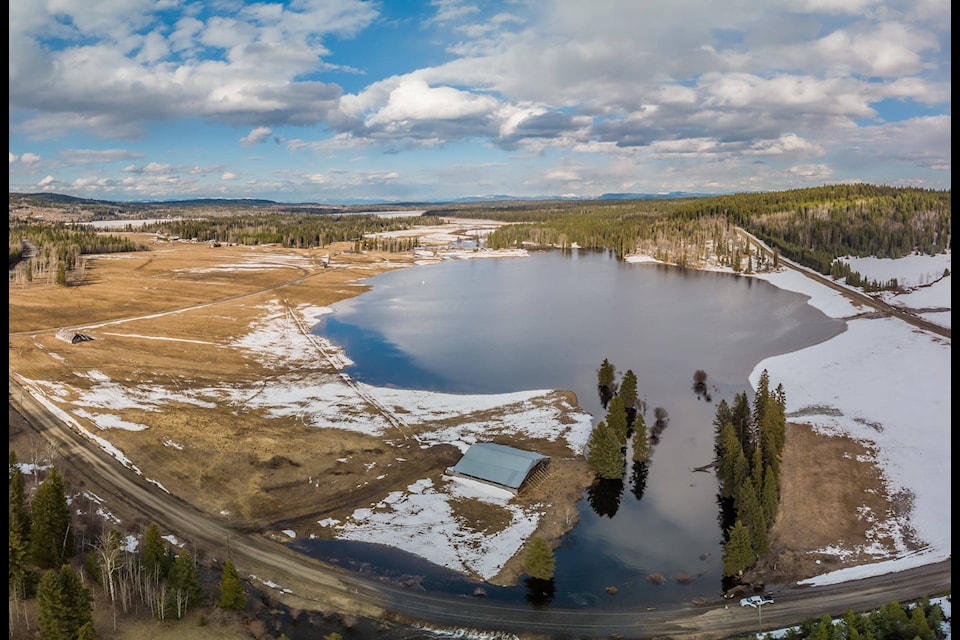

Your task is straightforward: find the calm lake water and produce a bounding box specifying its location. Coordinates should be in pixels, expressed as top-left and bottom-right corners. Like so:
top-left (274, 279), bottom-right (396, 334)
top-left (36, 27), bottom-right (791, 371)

top-left (292, 248), bottom-right (845, 610)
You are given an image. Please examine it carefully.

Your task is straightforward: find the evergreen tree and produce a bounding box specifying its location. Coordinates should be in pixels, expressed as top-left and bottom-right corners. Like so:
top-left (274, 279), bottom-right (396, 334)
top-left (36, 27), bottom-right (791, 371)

top-left (586, 421), bottom-right (625, 480)
top-left (750, 443), bottom-right (764, 492)
top-left (30, 467), bottom-right (73, 569)
top-left (758, 395), bottom-right (784, 481)
top-left (9, 464), bottom-right (32, 543)
top-left (736, 478), bottom-right (769, 555)
top-left (731, 392), bottom-right (753, 454)
top-left (761, 465), bottom-right (780, 525)
top-left (9, 526), bottom-right (31, 624)
top-left (141, 523), bottom-right (170, 580)
top-left (170, 549), bottom-right (202, 619)
top-left (721, 520), bottom-right (755, 577)
top-left (606, 395), bottom-right (629, 446)
top-left (37, 564), bottom-right (94, 640)
top-left (631, 412), bottom-right (650, 463)
top-left (712, 399), bottom-right (732, 458)
top-left (218, 559), bottom-right (246, 612)
top-left (716, 423), bottom-right (745, 499)
top-left (619, 369), bottom-right (639, 420)
top-left (597, 358), bottom-right (615, 390)
top-left (77, 622), bottom-right (99, 640)
top-left (523, 536), bottom-right (556, 580)
top-left (752, 369), bottom-right (771, 429)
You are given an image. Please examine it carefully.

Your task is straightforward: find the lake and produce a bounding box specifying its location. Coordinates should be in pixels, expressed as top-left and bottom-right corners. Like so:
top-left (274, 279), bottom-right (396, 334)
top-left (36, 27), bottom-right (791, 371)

top-left (292, 248), bottom-right (845, 609)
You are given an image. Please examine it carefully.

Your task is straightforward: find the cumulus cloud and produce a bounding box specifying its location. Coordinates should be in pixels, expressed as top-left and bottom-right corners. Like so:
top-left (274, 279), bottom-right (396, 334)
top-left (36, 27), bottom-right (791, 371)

top-left (241, 127), bottom-right (274, 147)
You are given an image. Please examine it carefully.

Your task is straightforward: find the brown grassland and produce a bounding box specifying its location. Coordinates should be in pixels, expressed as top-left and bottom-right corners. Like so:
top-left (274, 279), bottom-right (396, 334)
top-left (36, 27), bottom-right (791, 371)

top-left (8, 224), bottom-right (901, 638)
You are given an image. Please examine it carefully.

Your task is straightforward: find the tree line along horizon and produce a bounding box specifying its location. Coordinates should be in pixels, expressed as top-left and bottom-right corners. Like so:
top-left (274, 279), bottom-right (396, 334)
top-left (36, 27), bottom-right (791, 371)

top-left (8, 183), bottom-right (951, 292)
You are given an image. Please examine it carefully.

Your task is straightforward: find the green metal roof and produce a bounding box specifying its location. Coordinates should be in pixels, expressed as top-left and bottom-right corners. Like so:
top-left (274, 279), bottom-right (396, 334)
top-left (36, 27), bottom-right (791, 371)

top-left (451, 443), bottom-right (548, 490)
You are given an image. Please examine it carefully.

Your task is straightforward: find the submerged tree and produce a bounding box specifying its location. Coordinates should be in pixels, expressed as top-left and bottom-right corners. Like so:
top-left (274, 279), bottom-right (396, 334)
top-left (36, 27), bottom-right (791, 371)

top-left (653, 406), bottom-right (669, 428)
top-left (606, 395), bottom-right (629, 446)
top-left (586, 421), bottom-right (626, 480)
top-left (597, 358), bottom-right (617, 407)
top-left (631, 412), bottom-right (650, 463)
top-left (693, 370), bottom-right (708, 395)
top-left (619, 369), bottom-right (639, 424)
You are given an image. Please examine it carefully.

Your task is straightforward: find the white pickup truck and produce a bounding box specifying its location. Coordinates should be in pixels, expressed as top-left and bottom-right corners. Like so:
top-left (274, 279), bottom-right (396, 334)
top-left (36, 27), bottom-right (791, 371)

top-left (740, 595), bottom-right (774, 608)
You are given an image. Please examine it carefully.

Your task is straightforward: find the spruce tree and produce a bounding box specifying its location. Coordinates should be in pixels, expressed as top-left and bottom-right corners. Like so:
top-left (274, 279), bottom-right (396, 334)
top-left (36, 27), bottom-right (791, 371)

top-left (722, 520), bottom-right (755, 577)
top-left (712, 399), bottom-right (732, 459)
top-left (586, 421), bottom-right (625, 480)
top-left (37, 564), bottom-right (94, 640)
top-left (605, 395), bottom-right (629, 446)
top-left (170, 549), bottom-right (202, 619)
top-left (9, 526), bottom-right (30, 622)
top-left (523, 536), bottom-right (556, 581)
top-left (753, 369), bottom-right (771, 429)
top-left (716, 423), bottom-right (744, 499)
top-left (9, 465), bottom-right (32, 543)
top-left (141, 523), bottom-right (170, 580)
top-left (597, 358), bottom-right (615, 390)
top-left (30, 467), bottom-right (73, 569)
top-left (631, 412), bottom-right (650, 463)
top-left (218, 559), bottom-right (246, 612)
top-left (731, 392), bottom-right (753, 454)
top-left (619, 369), bottom-right (639, 416)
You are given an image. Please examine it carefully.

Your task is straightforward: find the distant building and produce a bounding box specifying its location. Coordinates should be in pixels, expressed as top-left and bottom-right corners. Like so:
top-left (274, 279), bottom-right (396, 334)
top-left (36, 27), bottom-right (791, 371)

top-left (55, 329), bottom-right (94, 344)
top-left (449, 443), bottom-right (549, 494)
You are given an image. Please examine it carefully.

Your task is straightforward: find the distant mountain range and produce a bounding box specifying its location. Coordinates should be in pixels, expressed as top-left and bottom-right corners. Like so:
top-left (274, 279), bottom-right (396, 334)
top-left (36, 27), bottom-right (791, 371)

top-left (9, 191), bottom-right (720, 209)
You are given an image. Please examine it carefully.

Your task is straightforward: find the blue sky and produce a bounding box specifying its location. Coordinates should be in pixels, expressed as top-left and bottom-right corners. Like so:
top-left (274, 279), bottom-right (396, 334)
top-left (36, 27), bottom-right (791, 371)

top-left (8, 0), bottom-right (952, 203)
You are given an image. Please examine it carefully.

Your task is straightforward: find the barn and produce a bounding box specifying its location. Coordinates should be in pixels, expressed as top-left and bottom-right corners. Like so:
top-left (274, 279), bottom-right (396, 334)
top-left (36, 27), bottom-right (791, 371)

top-left (55, 328), bottom-right (94, 344)
top-left (449, 443), bottom-right (549, 494)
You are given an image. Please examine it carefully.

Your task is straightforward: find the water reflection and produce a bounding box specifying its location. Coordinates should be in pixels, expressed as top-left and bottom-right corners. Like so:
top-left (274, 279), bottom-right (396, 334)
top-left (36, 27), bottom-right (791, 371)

top-left (524, 577), bottom-right (556, 608)
top-left (630, 461), bottom-right (650, 501)
top-left (587, 477), bottom-right (625, 518)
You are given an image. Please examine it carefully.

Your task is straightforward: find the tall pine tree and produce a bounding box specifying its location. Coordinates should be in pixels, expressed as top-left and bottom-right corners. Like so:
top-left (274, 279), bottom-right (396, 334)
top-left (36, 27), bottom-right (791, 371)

top-left (586, 421), bottom-right (625, 479)
top-left (170, 549), bottom-right (202, 619)
top-left (37, 564), bottom-right (94, 640)
top-left (30, 467), bottom-right (73, 569)
top-left (722, 520), bottom-right (755, 578)
top-left (218, 559), bottom-right (246, 612)
top-left (631, 412), bottom-right (650, 463)
top-left (605, 395), bottom-right (629, 446)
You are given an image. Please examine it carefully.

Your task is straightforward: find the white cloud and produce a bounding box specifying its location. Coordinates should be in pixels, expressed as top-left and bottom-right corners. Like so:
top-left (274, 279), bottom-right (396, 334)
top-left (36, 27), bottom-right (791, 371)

top-left (368, 78), bottom-right (500, 125)
top-left (240, 127), bottom-right (274, 147)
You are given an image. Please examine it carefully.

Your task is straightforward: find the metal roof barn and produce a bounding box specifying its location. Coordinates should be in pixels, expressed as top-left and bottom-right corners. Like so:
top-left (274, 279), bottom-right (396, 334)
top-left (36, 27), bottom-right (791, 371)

top-left (449, 443), bottom-right (549, 494)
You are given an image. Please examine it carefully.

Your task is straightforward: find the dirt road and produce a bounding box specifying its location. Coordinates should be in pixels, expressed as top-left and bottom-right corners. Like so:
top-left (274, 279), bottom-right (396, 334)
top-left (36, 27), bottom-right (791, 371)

top-left (737, 229), bottom-right (950, 339)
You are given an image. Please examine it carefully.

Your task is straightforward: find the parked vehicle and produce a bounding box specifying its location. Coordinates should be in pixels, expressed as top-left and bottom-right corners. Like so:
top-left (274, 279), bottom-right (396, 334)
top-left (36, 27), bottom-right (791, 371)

top-left (740, 595), bottom-right (774, 607)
